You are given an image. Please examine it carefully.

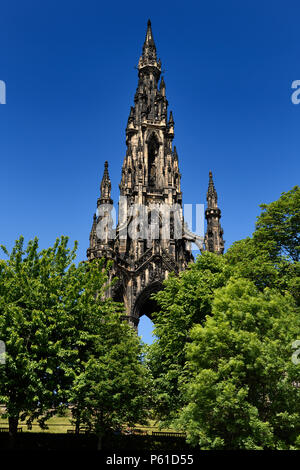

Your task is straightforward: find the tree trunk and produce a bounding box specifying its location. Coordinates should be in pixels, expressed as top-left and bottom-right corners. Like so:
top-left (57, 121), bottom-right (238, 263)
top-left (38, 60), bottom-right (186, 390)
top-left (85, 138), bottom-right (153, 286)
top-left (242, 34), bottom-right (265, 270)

top-left (97, 433), bottom-right (103, 451)
top-left (9, 415), bottom-right (19, 435)
top-left (75, 411), bottom-right (80, 435)
top-left (97, 412), bottom-right (104, 450)
top-left (8, 415), bottom-right (19, 449)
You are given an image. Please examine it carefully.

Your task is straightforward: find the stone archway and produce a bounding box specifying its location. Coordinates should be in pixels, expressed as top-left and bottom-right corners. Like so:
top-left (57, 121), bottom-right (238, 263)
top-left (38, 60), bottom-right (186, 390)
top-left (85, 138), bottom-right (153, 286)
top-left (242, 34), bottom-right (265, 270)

top-left (132, 281), bottom-right (162, 326)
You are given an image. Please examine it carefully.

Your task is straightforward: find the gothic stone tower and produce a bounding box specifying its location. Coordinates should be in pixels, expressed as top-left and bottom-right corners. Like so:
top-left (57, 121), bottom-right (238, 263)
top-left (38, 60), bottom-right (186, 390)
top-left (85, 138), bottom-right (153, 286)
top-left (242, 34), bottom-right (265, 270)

top-left (204, 171), bottom-right (224, 255)
top-left (87, 20), bottom-right (224, 328)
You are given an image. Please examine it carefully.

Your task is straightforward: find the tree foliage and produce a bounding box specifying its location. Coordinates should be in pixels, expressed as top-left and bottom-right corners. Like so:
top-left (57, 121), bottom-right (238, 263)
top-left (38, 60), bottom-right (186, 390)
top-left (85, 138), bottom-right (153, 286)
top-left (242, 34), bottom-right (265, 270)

top-left (70, 318), bottom-right (151, 449)
top-left (149, 253), bottom-right (230, 422)
top-left (0, 236), bottom-right (78, 433)
top-left (0, 236), bottom-right (151, 444)
top-left (149, 186), bottom-right (300, 448)
top-left (254, 186), bottom-right (300, 262)
top-left (178, 279), bottom-right (300, 449)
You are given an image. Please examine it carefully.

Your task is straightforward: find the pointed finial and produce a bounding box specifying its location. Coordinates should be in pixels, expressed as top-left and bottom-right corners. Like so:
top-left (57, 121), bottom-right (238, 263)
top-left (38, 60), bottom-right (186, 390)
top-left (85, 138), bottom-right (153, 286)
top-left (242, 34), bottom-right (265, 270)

top-left (207, 170), bottom-right (217, 207)
top-left (99, 160), bottom-right (112, 204)
top-left (208, 170), bottom-right (215, 190)
top-left (159, 76), bottom-right (166, 97)
top-left (127, 106), bottom-right (135, 124)
top-left (204, 170), bottom-right (224, 253)
top-left (168, 111), bottom-right (174, 125)
top-left (138, 19), bottom-right (162, 74)
top-left (173, 145), bottom-right (178, 159)
top-left (145, 19), bottom-right (154, 45)
top-left (208, 170), bottom-right (215, 188)
top-left (139, 19), bottom-right (157, 65)
top-left (103, 160), bottom-right (109, 180)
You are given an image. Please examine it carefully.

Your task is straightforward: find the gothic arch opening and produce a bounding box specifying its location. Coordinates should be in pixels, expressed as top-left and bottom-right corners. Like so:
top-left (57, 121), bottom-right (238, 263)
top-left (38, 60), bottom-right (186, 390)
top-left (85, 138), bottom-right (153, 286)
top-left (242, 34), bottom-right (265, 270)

top-left (133, 281), bottom-right (162, 322)
top-left (147, 133), bottom-right (159, 187)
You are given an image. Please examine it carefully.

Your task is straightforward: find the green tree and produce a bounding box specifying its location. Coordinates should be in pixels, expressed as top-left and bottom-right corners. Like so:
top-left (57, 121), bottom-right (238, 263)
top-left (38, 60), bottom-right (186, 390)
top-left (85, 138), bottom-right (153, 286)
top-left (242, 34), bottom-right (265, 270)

top-left (0, 236), bottom-right (151, 447)
top-left (226, 199), bottom-right (300, 306)
top-left (69, 314), bottom-right (152, 450)
top-left (254, 186), bottom-right (300, 262)
top-left (0, 236), bottom-right (78, 436)
top-left (62, 252), bottom-right (152, 449)
top-left (149, 253), bottom-right (230, 422)
top-left (149, 186), bottom-right (300, 439)
top-left (178, 279), bottom-right (300, 449)
top-left (225, 237), bottom-right (280, 290)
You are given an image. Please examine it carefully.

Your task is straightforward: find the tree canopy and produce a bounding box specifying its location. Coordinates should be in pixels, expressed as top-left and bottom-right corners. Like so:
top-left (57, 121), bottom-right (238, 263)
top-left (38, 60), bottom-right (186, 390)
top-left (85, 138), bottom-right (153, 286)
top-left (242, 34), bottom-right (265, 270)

top-left (0, 236), bottom-right (151, 446)
top-left (254, 186), bottom-right (300, 262)
top-left (179, 279), bottom-right (300, 449)
top-left (149, 187), bottom-right (300, 448)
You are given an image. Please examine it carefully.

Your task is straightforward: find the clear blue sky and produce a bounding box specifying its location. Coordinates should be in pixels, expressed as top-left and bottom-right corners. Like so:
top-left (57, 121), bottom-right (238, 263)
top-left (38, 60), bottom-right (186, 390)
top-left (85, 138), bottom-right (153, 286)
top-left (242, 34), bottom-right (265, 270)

top-left (1, 1), bottom-right (299, 343)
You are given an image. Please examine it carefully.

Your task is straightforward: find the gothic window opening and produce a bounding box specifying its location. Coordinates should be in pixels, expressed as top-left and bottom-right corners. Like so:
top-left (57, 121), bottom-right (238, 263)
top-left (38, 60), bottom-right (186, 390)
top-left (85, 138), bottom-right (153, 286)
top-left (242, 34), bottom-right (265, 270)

top-left (148, 134), bottom-right (159, 187)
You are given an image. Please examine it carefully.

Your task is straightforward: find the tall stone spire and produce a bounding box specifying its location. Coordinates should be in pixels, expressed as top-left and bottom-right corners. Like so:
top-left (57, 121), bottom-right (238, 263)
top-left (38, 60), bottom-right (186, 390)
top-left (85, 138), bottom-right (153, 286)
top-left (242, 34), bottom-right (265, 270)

top-left (137, 19), bottom-right (161, 88)
top-left (117, 20), bottom-right (192, 273)
top-left (88, 21), bottom-right (224, 329)
top-left (98, 161), bottom-right (112, 205)
top-left (139, 19), bottom-right (159, 67)
top-left (204, 171), bottom-right (224, 254)
top-left (87, 161), bottom-right (114, 258)
top-left (207, 170), bottom-right (217, 208)
top-left (88, 20), bottom-right (196, 328)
